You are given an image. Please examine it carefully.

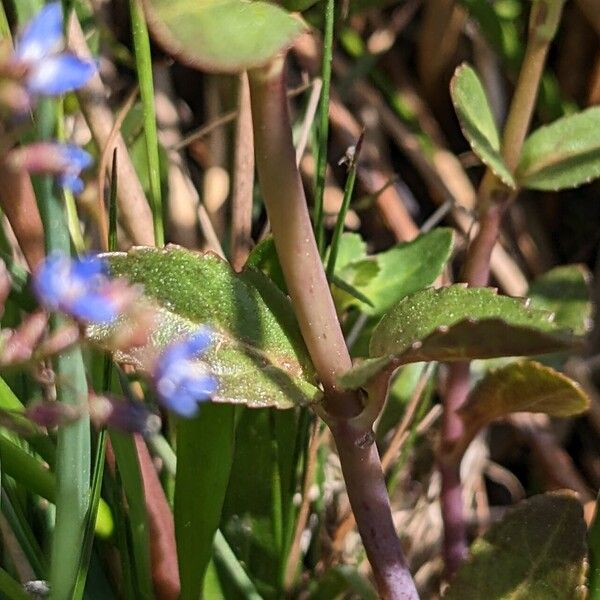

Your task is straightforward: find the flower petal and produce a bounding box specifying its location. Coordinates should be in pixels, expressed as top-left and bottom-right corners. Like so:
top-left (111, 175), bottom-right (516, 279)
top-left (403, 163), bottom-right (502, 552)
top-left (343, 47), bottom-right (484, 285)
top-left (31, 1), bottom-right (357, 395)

top-left (27, 54), bottom-right (96, 96)
top-left (58, 172), bottom-right (84, 194)
top-left (69, 294), bottom-right (118, 324)
top-left (14, 2), bottom-right (63, 63)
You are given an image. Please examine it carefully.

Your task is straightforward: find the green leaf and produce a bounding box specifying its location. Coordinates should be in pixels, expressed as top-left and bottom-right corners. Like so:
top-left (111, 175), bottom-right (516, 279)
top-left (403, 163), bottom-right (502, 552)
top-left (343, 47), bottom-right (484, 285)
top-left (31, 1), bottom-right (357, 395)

top-left (528, 265), bottom-right (592, 336)
top-left (309, 565), bottom-right (378, 600)
top-left (450, 64), bottom-right (515, 187)
top-left (332, 233), bottom-right (368, 269)
top-left (340, 286), bottom-right (579, 389)
top-left (589, 494), bottom-right (600, 600)
top-left (142, 0), bottom-right (305, 73)
top-left (221, 408), bottom-right (300, 592)
top-left (335, 229), bottom-right (454, 316)
top-left (0, 568), bottom-right (30, 600)
top-left (444, 491), bottom-right (587, 600)
top-left (460, 360), bottom-right (589, 437)
top-left (517, 106), bottom-right (600, 190)
top-left (176, 404), bottom-right (235, 598)
top-left (91, 246), bottom-right (320, 409)
top-left (246, 236), bottom-right (287, 293)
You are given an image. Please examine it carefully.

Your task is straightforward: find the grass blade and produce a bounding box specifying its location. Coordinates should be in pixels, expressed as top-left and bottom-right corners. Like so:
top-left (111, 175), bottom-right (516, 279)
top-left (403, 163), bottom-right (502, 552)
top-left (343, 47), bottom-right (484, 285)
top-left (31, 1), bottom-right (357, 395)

top-left (313, 0), bottom-right (334, 252)
top-left (0, 568), bottom-right (29, 600)
top-left (129, 0), bottom-right (164, 246)
top-left (175, 404), bottom-right (235, 599)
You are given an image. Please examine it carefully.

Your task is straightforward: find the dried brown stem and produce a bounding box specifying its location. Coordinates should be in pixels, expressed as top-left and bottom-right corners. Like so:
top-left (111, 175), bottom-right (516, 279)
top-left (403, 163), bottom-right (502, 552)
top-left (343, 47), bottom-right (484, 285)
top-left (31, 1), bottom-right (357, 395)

top-left (230, 73), bottom-right (255, 272)
top-left (283, 423), bottom-right (325, 591)
top-left (67, 15), bottom-right (155, 247)
top-left (0, 163), bottom-right (45, 270)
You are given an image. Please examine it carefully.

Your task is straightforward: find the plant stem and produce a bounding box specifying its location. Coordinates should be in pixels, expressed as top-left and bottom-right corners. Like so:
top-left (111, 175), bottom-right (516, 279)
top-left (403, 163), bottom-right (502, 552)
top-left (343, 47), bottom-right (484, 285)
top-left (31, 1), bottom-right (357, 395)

top-left (313, 0), bottom-right (334, 252)
top-left (439, 0), bottom-right (565, 578)
top-left (248, 59), bottom-right (353, 409)
top-left (129, 0), bottom-right (164, 246)
top-left (34, 98), bottom-right (91, 600)
top-left (230, 72), bottom-right (255, 272)
top-left (248, 57), bottom-right (418, 600)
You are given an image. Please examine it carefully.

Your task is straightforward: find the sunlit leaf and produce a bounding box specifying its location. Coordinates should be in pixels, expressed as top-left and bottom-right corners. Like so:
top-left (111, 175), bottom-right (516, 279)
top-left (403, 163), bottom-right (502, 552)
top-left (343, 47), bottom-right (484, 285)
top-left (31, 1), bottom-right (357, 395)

top-left (459, 361), bottom-right (589, 443)
top-left (89, 246), bottom-right (320, 409)
top-left (444, 492), bottom-right (587, 600)
top-left (142, 0), bottom-right (305, 73)
top-left (517, 106), bottom-right (600, 190)
top-left (450, 64), bottom-right (515, 187)
top-left (334, 229), bottom-right (454, 316)
top-left (340, 286), bottom-right (579, 389)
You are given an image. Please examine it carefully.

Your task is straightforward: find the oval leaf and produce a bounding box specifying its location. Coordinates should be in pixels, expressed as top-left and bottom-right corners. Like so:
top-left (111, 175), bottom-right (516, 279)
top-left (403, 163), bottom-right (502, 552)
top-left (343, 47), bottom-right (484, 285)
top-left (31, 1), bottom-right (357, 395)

top-left (460, 360), bottom-right (589, 437)
top-left (142, 0), bottom-right (305, 73)
top-left (516, 106), bottom-right (600, 190)
top-left (334, 228), bottom-right (454, 316)
top-left (444, 491), bottom-right (587, 600)
top-left (340, 286), bottom-right (579, 389)
top-left (89, 246), bottom-right (320, 409)
top-left (528, 265), bottom-right (592, 336)
top-left (450, 64), bottom-right (515, 188)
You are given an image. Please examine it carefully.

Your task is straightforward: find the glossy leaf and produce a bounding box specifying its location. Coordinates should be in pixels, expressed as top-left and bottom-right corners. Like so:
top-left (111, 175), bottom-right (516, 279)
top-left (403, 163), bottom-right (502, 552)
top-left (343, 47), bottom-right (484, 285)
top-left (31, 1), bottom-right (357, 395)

top-left (444, 492), bottom-right (587, 600)
top-left (142, 0), bottom-right (305, 73)
top-left (334, 229), bottom-right (454, 315)
top-left (90, 246), bottom-right (320, 409)
top-left (528, 265), bottom-right (592, 336)
top-left (517, 106), bottom-right (600, 190)
top-left (460, 360), bottom-right (589, 436)
top-left (450, 64), bottom-right (515, 187)
top-left (340, 286), bottom-right (579, 389)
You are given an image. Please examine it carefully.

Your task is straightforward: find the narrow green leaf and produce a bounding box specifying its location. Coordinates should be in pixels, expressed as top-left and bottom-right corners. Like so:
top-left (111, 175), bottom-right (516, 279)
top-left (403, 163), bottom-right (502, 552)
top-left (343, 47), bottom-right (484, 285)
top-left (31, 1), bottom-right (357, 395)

top-left (450, 64), bottom-right (515, 187)
top-left (142, 0), bottom-right (305, 73)
top-left (335, 229), bottom-right (454, 316)
top-left (176, 404), bottom-right (235, 598)
top-left (0, 436), bottom-right (55, 503)
top-left (444, 492), bottom-right (587, 600)
top-left (340, 286), bottom-right (579, 389)
top-left (528, 265), bottom-right (592, 336)
top-left (460, 360), bottom-right (589, 435)
top-left (91, 246), bottom-right (320, 409)
top-left (0, 568), bottom-right (29, 600)
top-left (35, 96), bottom-right (91, 600)
top-left (517, 106), bottom-right (600, 190)
top-left (213, 530), bottom-right (262, 600)
top-left (331, 275), bottom-right (374, 308)
top-left (589, 494), bottom-right (600, 599)
top-left (221, 409), bottom-right (299, 591)
top-left (72, 431), bottom-right (108, 600)
top-left (130, 0), bottom-right (164, 245)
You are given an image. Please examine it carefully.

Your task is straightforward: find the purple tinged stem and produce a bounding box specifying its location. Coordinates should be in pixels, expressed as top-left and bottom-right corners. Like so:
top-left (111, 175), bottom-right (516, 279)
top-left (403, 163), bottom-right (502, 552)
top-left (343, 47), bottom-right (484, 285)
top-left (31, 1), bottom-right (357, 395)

top-left (439, 0), bottom-right (565, 578)
top-left (248, 58), bottom-right (418, 600)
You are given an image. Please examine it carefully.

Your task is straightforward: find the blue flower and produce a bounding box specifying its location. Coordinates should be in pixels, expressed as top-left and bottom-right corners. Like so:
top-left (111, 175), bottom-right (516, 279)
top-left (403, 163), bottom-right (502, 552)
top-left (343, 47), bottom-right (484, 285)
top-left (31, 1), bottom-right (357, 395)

top-left (8, 142), bottom-right (93, 194)
top-left (13, 2), bottom-right (96, 97)
top-left (154, 329), bottom-right (219, 417)
top-left (55, 144), bottom-right (93, 193)
top-left (33, 253), bottom-right (125, 324)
